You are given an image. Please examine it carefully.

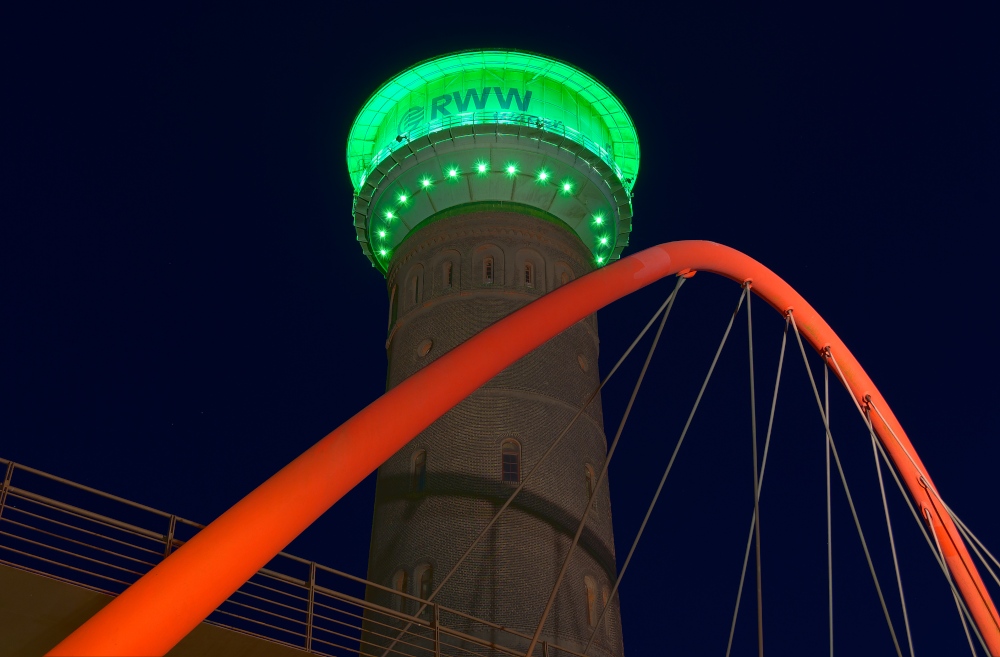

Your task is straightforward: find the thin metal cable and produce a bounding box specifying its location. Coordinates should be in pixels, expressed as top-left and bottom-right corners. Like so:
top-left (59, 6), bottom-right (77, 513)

top-left (746, 285), bottom-right (764, 657)
top-left (380, 278), bottom-right (687, 657)
top-left (825, 354), bottom-right (834, 657)
top-left (927, 510), bottom-right (982, 656)
top-left (953, 589), bottom-right (980, 657)
top-left (828, 350), bottom-right (995, 648)
top-left (525, 276), bottom-right (680, 657)
top-left (724, 316), bottom-right (789, 657)
top-left (947, 509), bottom-right (1000, 589)
top-left (868, 419), bottom-right (917, 657)
top-left (744, 281), bottom-right (764, 657)
top-left (828, 350), bottom-right (920, 657)
top-left (868, 428), bottom-right (963, 573)
top-left (827, 350), bottom-right (943, 565)
top-left (876, 444), bottom-right (941, 558)
top-left (868, 425), bottom-right (989, 650)
top-left (581, 287), bottom-right (750, 655)
top-left (865, 387), bottom-right (1000, 642)
top-left (822, 352), bottom-right (910, 636)
top-left (950, 524), bottom-right (1000, 655)
top-left (945, 507), bottom-right (1000, 576)
top-left (866, 400), bottom-right (934, 495)
top-left (789, 312), bottom-right (904, 657)
top-left (871, 432), bottom-right (915, 657)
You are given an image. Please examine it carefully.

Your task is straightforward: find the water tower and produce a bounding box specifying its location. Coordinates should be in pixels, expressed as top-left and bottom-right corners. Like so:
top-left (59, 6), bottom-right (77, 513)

top-left (347, 49), bottom-right (639, 657)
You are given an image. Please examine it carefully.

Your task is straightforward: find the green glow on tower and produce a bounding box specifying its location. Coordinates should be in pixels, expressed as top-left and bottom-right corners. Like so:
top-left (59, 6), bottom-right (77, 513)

top-left (346, 49), bottom-right (641, 274)
top-left (347, 50), bottom-right (640, 193)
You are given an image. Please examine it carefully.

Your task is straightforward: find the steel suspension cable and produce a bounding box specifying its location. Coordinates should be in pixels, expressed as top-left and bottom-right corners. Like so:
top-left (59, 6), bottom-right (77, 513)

top-left (789, 312), bottom-right (904, 657)
top-left (747, 284), bottom-right (765, 657)
top-left (928, 510), bottom-right (982, 656)
top-left (581, 286), bottom-right (750, 656)
top-left (865, 415), bottom-right (990, 654)
top-left (723, 315), bottom-right (789, 657)
top-left (949, 525), bottom-right (1000, 655)
top-left (865, 396), bottom-right (1000, 636)
top-left (377, 278), bottom-right (687, 657)
top-left (861, 409), bottom-right (990, 654)
top-left (953, 591), bottom-right (981, 656)
top-left (945, 508), bottom-right (1000, 578)
top-left (946, 509), bottom-right (1000, 590)
top-left (871, 419), bottom-right (917, 656)
top-left (825, 351), bottom-right (916, 657)
top-left (829, 348), bottom-right (989, 653)
top-left (524, 274), bottom-right (686, 657)
top-left (867, 399), bottom-right (1000, 645)
top-left (868, 399), bottom-right (1000, 591)
top-left (865, 400), bottom-right (936, 498)
top-left (825, 352), bottom-right (834, 657)
top-left (866, 430), bottom-right (957, 567)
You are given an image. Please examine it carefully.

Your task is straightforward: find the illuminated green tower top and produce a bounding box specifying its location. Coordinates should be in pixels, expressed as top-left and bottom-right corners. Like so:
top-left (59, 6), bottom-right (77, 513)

top-left (347, 49), bottom-right (640, 273)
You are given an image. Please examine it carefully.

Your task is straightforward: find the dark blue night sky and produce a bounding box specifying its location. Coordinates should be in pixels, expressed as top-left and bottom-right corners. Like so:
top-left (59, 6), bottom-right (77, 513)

top-left (3, 4), bottom-right (999, 655)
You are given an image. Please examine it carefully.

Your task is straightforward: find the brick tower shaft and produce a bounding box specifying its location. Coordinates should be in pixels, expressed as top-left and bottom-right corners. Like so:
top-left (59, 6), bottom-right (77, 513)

top-left (365, 210), bottom-right (623, 656)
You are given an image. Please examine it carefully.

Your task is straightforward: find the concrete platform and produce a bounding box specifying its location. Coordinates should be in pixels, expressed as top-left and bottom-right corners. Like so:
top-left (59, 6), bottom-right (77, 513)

top-left (0, 564), bottom-right (309, 657)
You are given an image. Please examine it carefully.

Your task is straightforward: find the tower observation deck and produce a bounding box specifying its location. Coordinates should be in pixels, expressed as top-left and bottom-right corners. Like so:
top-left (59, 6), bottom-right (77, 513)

top-left (348, 50), bottom-right (640, 657)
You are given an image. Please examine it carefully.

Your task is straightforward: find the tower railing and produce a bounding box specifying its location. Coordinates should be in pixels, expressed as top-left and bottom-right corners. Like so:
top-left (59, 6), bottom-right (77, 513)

top-left (0, 457), bottom-right (597, 657)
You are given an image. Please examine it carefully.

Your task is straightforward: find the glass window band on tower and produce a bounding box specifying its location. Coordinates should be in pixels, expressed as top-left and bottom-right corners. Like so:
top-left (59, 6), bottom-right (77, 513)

top-left (347, 49), bottom-right (641, 275)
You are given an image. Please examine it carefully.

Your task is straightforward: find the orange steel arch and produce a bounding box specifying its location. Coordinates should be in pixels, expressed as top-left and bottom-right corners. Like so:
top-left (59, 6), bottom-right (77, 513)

top-left (48, 241), bottom-right (1000, 656)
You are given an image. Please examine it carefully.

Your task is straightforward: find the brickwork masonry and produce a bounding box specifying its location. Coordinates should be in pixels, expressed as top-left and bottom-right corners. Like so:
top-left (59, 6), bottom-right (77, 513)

top-left (363, 211), bottom-right (624, 657)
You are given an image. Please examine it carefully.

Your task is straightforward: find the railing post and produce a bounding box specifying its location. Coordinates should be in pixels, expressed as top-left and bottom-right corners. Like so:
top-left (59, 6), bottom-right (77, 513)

top-left (433, 603), bottom-right (440, 657)
top-left (541, 640), bottom-right (549, 657)
top-left (306, 562), bottom-right (316, 652)
top-left (163, 515), bottom-right (177, 558)
top-left (0, 461), bottom-right (14, 522)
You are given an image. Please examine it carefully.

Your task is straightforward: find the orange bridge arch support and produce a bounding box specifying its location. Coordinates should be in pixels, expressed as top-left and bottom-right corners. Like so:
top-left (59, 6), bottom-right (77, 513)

top-left (48, 241), bottom-right (1000, 656)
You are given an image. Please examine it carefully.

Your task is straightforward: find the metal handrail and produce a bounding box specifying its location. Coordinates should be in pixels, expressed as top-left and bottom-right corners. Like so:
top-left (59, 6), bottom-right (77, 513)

top-left (0, 457), bottom-right (598, 656)
top-left (7, 487), bottom-right (165, 541)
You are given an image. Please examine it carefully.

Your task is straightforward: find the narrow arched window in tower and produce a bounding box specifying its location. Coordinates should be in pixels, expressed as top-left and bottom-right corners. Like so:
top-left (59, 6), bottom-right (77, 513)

top-left (391, 569), bottom-right (408, 612)
top-left (411, 449), bottom-right (427, 493)
top-left (584, 576), bottom-right (598, 627)
top-left (443, 261), bottom-right (453, 289)
top-left (585, 464), bottom-right (598, 516)
top-left (416, 563), bottom-right (433, 600)
top-left (501, 440), bottom-right (520, 484)
top-left (602, 585), bottom-right (612, 637)
top-left (524, 262), bottom-right (534, 288)
top-left (483, 256), bottom-right (494, 284)
top-left (388, 285), bottom-right (398, 330)
top-left (410, 274), bottom-right (420, 305)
